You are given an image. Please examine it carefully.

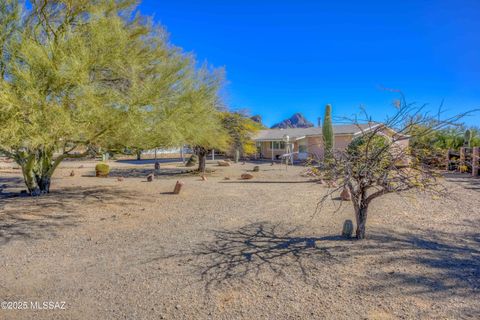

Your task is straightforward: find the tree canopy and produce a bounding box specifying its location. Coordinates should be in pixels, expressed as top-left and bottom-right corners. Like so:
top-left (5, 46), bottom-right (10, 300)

top-left (0, 0), bottom-right (226, 194)
top-left (220, 112), bottom-right (262, 158)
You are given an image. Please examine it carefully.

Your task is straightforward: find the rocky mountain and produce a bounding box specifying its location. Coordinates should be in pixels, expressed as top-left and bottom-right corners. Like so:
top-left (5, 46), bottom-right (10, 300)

top-left (250, 115), bottom-right (263, 124)
top-left (271, 113), bottom-right (314, 129)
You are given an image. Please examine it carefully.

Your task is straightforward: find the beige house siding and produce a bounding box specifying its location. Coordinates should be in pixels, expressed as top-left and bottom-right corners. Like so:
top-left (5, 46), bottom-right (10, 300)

top-left (255, 125), bottom-right (409, 161)
top-left (304, 135), bottom-right (354, 159)
top-left (334, 135), bottom-right (354, 151)
top-left (306, 136), bottom-right (323, 158)
top-left (376, 126), bottom-right (410, 151)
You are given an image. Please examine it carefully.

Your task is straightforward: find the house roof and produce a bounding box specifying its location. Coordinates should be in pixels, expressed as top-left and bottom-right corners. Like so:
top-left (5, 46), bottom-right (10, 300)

top-left (254, 123), bottom-right (379, 141)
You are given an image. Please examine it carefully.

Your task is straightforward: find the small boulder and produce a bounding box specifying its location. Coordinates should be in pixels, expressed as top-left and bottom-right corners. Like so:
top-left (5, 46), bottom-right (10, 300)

top-left (224, 177), bottom-right (231, 180)
top-left (173, 180), bottom-right (184, 194)
top-left (147, 173), bottom-right (154, 182)
top-left (252, 166), bottom-right (260, 172)
top-left (217, 160), bottom-right (230, 167)
top-left (340, 187), bottom-right (351, 201)
top-left (241, 173), bottom-right (254, 180)
top-left (342, 220), bottom-right (354, 238)
top-left (117, 177), bottom-right (125, 182)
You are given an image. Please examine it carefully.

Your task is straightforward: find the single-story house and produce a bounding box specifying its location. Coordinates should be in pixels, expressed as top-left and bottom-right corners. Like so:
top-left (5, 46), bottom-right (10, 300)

top-left (253, 123), bottom-right (409, 161)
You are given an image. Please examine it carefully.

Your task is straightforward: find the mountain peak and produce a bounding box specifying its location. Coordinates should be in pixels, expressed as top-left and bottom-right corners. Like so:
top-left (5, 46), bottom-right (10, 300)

top-left (271, 113), bottom-right (314, 129)
top-left (250, 115), bottom-right (263, 124)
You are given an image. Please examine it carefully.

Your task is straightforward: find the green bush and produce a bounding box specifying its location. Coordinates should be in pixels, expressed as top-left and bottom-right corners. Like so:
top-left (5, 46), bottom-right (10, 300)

top-left (95, 163), bottom-right (110, 177)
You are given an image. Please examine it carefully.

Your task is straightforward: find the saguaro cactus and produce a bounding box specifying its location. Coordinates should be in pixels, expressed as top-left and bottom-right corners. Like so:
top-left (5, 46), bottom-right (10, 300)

top-left (464, 129), bottom-right (472, 147)
top-left (322, 104), bottom-right (334, 158)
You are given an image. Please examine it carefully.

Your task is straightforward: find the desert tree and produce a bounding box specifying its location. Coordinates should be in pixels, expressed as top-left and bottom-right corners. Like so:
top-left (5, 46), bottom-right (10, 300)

top-left (220, 111), bottom-right (262, 162)
top-left (175, 66), bottom-right (229, 173)
top-left (0, 0), bottom-right (196, 195)
top-left (316, 94), bottom-right (476, 239)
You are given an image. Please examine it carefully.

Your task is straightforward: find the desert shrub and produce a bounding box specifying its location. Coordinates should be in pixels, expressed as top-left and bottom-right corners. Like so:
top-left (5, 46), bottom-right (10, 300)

top-left (95, 163), bottom-right (110, 177)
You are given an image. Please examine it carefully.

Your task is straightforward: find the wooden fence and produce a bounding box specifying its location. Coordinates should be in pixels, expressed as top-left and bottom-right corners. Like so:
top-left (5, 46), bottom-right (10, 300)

top-left (448, 147), bottom-right (480, 176)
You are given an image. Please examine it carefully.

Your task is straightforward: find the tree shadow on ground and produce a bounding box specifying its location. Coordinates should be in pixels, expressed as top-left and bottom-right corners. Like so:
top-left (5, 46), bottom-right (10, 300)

top-left (0, 175), bottom-right (27, 198)
top-left (88, 167), bottom-right (195, 179)
top-left (115, 158), bottom-right (184, 165)
top-left (219, 180), bottom-right (318, 184)
top-left (355, 229), bottom-right (480, 296)
top-left (160, 221), bottom-right (480, 296)
top-left (0, 186), bottom-right (139, 246)
top-left (443, 172), bottom-right (480, 191)
top-left (190, 222), bottom-right (338, 287)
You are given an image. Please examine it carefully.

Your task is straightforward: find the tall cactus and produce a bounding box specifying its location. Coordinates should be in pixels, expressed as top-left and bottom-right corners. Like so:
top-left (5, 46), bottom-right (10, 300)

top-left (464, 129), bottom-right (472, 147)
top-left (322, 104), bottom-right (334, 158)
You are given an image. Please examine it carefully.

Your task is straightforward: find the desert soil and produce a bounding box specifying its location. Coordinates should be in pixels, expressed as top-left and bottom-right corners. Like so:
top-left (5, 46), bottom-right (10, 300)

top-left (0, 159), bottom-right (479, 319)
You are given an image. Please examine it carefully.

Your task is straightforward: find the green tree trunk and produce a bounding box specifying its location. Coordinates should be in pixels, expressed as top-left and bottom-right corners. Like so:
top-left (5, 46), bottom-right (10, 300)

top-left (11, 146), bottom-right (90, 196)
top-left (16, 148), bottom-right (58, 196)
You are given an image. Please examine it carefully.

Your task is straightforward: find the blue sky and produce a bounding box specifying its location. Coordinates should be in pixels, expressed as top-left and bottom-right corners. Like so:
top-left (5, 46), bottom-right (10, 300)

top-left (139, 0), bottom-right (480, 127)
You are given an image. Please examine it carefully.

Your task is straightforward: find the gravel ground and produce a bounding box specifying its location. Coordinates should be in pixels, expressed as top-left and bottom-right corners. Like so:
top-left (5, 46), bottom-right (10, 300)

top-left (0, 159), bottom-right (479, 319)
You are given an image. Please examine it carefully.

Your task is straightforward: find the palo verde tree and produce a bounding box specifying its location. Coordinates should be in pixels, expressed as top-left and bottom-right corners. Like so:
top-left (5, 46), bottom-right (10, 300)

top-left (220, 111), bottom-right (262, 161)
top-left (176, 66), bottom-right (229, 173)
top-left (0, 0), bottom-right (195, 195)
top-left (316, 95), bottom-right (476, 239)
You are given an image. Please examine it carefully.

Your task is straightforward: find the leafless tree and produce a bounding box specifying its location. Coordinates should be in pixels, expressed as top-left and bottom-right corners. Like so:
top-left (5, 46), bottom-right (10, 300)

top-left (314, 94), bottom-right (477, 239)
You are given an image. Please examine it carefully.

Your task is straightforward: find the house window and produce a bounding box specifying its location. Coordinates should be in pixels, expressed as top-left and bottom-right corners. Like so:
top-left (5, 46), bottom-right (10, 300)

top-left (271, 141), bottom-right (285, 150)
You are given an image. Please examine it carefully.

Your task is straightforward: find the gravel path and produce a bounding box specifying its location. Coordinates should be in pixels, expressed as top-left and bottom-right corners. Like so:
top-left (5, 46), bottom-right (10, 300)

top-left (0, 160), bottom-right (479, 319)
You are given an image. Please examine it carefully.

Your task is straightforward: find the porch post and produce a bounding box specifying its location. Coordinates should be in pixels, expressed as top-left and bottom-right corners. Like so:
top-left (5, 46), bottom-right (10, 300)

top-left (271, 141), bottom-right (274, 161)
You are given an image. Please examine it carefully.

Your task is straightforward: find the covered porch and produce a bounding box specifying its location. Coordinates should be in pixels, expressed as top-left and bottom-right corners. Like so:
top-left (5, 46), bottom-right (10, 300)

top-left (255, 137), bottom-right (308, 161)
